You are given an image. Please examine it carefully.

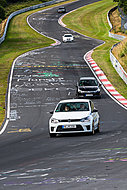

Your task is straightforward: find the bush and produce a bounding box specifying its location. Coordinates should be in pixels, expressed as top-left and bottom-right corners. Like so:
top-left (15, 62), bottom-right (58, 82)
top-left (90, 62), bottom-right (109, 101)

top-left (0, 6), bottom-right (5, 19)
top-left (0, 18), bottom-right (2, 24)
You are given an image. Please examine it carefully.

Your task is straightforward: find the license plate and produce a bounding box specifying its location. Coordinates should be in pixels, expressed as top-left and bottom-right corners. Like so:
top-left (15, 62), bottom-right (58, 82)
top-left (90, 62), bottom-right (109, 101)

top-left (62, 125), bottom-right (76, 129)
top-left (86, 94), bottom-right (93, 96)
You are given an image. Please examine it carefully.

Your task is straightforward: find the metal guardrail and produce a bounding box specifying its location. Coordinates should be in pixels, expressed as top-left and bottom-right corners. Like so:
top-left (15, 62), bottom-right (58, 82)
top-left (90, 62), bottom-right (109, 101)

top-left (107, 6), bottom-right (126, 41)
top-left (107, 6), bottom-right (127, 85)
top-left (0, 0), bottom-right (68, 44)
top-left (110, 48), bottom-right (127, 84)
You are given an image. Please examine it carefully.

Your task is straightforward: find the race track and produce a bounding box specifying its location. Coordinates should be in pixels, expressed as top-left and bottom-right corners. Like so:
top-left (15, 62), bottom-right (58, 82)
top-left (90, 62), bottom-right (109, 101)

top-left (0, 0), bottom-right (127, 189)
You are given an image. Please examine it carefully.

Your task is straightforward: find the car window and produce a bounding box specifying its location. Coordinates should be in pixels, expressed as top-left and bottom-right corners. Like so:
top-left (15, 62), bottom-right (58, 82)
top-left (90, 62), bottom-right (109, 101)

top-left (64, 34), bottom-right (72, 37)
top-left (55, 102), bottom-right (89, 112)
top-left (79, 79), bottom-right (98, 86)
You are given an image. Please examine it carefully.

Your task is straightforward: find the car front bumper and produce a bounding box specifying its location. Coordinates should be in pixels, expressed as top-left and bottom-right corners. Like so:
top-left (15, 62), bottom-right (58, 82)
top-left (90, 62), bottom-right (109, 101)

top-left (63, 38), bottom-right (73, 42)
top-left (77, 91), bottom-right (101, 98)
top-left (49, 121), bottom-right (92, 134)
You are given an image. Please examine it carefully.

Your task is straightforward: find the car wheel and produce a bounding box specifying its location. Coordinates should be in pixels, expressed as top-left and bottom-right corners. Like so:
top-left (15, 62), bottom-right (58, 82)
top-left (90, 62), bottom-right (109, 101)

top-left (76, 91), bottom-right (79, 98)
top-left (49, 133), bottom-right (56, 138)
top-left (96, 119), bottom-right (100, 133)
top-left (91, 122), bottom-right (95, 135)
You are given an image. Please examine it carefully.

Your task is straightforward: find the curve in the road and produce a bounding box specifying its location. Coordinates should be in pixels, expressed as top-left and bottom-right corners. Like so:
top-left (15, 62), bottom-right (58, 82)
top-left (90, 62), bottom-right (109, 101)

top-left (0, 1), bottom-right (127, 190)
top-left (58, 7), bottom-right (127, 110)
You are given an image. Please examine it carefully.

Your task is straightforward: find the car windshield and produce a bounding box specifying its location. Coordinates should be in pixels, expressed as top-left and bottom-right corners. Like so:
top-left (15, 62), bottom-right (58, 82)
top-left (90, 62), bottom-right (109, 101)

top-left (59, 7), bottom-right (65, 9)
top-left (64, 34), bottom-right (72, 37)
top-left (55, 102), bottom-right (89, 112)
top-left (79, 79), bottom-right (98, 86)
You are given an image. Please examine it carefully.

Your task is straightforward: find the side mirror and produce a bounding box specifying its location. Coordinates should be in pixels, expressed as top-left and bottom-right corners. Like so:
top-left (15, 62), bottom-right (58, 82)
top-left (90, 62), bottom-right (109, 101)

top-left (92, 108), bottom-right (98, 113)
top-left (50, 111), bottom-right (53, 114)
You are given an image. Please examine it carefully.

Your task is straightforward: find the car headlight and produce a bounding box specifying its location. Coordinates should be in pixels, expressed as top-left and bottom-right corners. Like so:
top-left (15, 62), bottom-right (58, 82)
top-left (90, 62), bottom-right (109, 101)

top-left (51, 118), bottom-right (59, 123)
top-left (80, 116), bottom-right (91, 122)
top-left (96, 88), bottom-right (100, 92)
top-left (78, 88), bottom-right (83, 92)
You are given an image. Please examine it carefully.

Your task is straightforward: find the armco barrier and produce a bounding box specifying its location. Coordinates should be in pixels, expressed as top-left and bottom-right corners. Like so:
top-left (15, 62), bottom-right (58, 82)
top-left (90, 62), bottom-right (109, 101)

top-left (107, 6), bottom-right (127, 84)
top-left (110, 48), bottom-right (127, 84)
top-left (0, 0), bottom-right (68, 44)
top-left (107, 6), bottom-right (126, 41)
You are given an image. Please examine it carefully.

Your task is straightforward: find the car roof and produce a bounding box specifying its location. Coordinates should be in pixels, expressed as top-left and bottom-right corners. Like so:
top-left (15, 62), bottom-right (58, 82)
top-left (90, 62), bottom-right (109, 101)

top-left (59, 7), bottom-right (65, 8)
top-left (79, 77), bottom-right (96, 80)
top-left (64, 34), bottom-right (72, 36)
top-left (58, 99), bottom-right (90, 104)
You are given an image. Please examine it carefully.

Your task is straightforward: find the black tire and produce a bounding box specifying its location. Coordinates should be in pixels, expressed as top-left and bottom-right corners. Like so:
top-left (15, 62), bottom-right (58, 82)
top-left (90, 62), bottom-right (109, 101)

top-left (91, 122), bottom-right (95, 135)
top-left (76, 92), bottom-right (79, 98)
top-left (96, 120), bottom-right (100, 133)
top-left (49, 133), bottom-right (56, 138)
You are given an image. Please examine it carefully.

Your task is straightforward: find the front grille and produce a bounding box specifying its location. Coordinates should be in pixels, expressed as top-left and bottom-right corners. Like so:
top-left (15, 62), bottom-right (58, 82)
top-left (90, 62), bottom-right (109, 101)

top-left (59, 119), bottom-right (81, 122)
top-left (56, 125), bottom-right (84, 132)
top-left (79, 87), bottom-right (97, 92)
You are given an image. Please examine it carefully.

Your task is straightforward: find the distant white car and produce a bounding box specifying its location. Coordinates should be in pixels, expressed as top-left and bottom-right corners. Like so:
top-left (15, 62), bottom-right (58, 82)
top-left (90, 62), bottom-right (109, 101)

top-left (62, 34), bottom-right (74, 42)
top-left (49, 99), bottom-right (100, 137)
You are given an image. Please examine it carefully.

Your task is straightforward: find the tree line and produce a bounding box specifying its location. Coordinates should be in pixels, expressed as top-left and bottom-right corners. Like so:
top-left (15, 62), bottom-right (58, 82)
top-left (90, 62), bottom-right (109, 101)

top-left (113, 0), bottom-right (127, 14)
top-left (0, 0), bottom-right (48, 21)
top-left (0, 0), bottom-right (29, 20)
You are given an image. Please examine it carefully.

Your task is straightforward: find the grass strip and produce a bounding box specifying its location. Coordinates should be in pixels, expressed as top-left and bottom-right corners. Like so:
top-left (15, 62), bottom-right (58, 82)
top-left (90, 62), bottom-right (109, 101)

top-left (0, 0), bottom-right (75, 127)
top-left (63, 0), bottom-right (127, 99)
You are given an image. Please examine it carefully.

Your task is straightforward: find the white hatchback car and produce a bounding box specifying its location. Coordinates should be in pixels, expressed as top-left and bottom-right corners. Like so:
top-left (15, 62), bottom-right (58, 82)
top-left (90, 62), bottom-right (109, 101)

top-left (62, 34), bottom-right (74, 42)
top-left (49, 99), bottom-right (100, 137)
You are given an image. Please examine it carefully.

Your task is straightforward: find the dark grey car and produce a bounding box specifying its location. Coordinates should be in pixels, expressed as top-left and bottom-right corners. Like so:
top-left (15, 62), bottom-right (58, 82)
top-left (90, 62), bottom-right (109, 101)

top-left (76, 77), bottom-right (101, 98)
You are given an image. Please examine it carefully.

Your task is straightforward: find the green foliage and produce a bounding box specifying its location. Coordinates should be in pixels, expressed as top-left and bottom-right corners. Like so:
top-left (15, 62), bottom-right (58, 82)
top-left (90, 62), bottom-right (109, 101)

top-left (0, 0), bottom-right (7, 7)
top-left (123, 2), bottom-right (127, 14)
top-left (4, 0), bottom-right (50, 17)
top-left (114, 0), bottom-right (127, 14)
top-left (119, 0), bottom-right (126, 7)
top-left (6, 0), bottom-right (50, 3)
top-left (0, 6), bottom-right (5, 19)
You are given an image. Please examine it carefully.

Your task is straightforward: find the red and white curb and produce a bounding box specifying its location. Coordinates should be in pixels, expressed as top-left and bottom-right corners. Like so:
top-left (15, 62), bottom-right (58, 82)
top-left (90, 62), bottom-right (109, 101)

top-left (85, 50), bottom-right (127, 109)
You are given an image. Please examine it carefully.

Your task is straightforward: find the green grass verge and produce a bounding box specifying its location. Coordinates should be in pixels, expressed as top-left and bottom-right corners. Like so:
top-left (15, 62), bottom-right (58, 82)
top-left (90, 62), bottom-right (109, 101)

top-left (63, 0), bottom-right (127, 98)
top-left (0, 0), bottom-right (76, 127)
top-left (5, 0), bottom-right (50, 17)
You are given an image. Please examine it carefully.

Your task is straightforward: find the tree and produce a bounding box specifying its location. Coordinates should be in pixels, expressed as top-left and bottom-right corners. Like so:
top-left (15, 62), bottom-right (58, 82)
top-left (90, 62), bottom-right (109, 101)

top-left (0, 0), bottom-right (7, 7)
top-left (0, 6), bottom-right (5, 19)
top-left (119, 0), bottom-right (125, 7)
top-left (123, 1), bottom-right (127, 14)
top-left (114, 0), bottom-right (127, 14)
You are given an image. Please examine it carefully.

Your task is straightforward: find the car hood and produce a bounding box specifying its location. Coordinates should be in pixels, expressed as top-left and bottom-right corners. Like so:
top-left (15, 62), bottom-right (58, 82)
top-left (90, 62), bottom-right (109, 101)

top-left (52, 111), bottom-right (90, 120)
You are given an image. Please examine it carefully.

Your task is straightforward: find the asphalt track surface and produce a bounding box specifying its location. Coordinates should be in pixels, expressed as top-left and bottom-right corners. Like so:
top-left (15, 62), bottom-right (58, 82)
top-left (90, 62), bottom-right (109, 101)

top-left (0, 0), bottom-right (127, 189)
